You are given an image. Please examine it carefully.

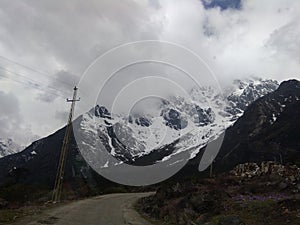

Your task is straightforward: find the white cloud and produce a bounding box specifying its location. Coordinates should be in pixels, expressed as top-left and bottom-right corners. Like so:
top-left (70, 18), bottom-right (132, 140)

top-left (157, 0), bottom-right (300, 84)
top-left (0, 0), bottom-right (299, 145)
top-left (0, 90), bottom-right (37, 144)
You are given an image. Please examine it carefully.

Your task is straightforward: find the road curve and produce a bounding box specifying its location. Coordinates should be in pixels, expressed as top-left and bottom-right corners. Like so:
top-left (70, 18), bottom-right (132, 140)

top-left (15, 193), bottom-right (154, 225)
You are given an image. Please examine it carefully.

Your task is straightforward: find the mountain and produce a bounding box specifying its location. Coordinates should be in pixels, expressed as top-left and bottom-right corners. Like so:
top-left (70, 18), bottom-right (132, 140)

top-left (76, 77), bottom-right (278, 168)
top-left (214, 79), bottom-right (300, 170)
top-left (177, 79), bottom-right (300, 177)
top-left (0, 123), bottom-right (120, 201)
top-left (0, 138), bottom-right (23, 158)
top-left (0, 78), bottom-right (279, 189)
top-left (137, 80), bottom-right (300, 225)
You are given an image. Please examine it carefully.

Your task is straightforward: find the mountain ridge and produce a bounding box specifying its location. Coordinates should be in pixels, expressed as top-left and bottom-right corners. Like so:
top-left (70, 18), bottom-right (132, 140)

top-left (0, 138), bottom-right (23, 158)
top-left (0, 77), bottom-right (283, 190)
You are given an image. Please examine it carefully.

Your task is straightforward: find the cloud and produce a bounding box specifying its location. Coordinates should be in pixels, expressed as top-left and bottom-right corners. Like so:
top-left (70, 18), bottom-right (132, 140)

top-left (0, 0), bottom-right (164, 145)
top-left (267, 22), bottom-right (300, 63)
top-left (0, 0), bottom-right (299, 145)
top-left (157, 0), bottom-right (300, 85)
top-left (0, 91), bottom-right (20, 123)
top-left (0, 90), bottom-right (37, 145)
top-left (36, 70), bottom-right (79, 102)
top-left (0, 0), bottom-right (163, 75)
top-left (55, 110), bottom-right (69, 122)
top-left (148, 0), bottom-right (161, 9)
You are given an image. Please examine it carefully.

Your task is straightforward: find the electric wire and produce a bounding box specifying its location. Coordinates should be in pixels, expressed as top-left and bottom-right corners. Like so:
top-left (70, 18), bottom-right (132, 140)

top-left (0, 73), bottom-right (67, 99)
top-left (0, 55), bottom-right (76, 89)
top-left (0, 65), bottom-right (71, 96)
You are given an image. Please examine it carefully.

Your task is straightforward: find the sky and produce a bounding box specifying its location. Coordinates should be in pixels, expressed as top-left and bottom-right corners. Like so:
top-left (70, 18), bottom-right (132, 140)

top-left (0, 0), bottom-right (299, 146)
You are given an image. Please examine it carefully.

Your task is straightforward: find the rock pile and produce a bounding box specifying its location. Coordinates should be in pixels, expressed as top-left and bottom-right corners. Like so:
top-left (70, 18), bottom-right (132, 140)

top-left (230, 161), bottom-right (300, 191)
top-left (231, 162), bottom-right (300, 178)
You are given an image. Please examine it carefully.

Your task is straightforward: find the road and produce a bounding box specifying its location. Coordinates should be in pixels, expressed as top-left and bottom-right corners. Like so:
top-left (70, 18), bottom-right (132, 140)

top-left (14, 193), bottom-right (154, 225)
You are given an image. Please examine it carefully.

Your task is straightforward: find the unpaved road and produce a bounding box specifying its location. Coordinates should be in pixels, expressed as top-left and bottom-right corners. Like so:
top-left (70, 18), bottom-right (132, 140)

top-left (14, 193), bottom-right (154, 225)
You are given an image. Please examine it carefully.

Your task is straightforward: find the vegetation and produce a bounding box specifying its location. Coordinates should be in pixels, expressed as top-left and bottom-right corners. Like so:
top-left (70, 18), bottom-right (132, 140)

top-left (137, 172), bottom-right (300, 225)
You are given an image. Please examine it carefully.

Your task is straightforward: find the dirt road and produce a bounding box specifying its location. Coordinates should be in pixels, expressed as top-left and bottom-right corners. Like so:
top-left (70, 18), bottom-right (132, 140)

top-left (14, 193), bottom-right (154, 225)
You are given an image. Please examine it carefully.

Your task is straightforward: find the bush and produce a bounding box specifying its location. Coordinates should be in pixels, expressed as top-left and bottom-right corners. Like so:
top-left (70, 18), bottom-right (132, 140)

top-left (0, 184), bottom-right (49, 203)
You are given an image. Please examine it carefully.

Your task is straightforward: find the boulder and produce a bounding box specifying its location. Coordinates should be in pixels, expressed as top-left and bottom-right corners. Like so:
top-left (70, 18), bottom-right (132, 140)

top-left (0, 198), bottom-right (8, 208)
top-left (278, 182), bottom-right (288, 190)
top-left (217, 215), bottom-right (245, 225)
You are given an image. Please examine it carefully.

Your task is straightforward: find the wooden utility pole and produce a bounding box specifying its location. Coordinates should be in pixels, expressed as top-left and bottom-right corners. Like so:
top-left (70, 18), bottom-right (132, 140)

top-left (52, 86), bottom-right (80, 203)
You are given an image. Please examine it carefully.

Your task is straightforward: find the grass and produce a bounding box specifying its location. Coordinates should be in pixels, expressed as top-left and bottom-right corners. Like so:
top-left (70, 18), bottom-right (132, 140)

top-left (134, 200), bottom-right (165, 225)
top-left (138, 191), bottom-right (300, 225)
top-left (211, 199), bottom-right (300, 225)
top-left (0, 206), bottom-right (42, 224)
top-left (0, 195), bottom-right (71, 225)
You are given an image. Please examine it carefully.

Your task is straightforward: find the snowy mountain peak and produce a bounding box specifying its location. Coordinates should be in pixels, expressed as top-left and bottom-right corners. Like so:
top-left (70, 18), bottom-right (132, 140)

top-left (76, 77), bottom-right (279, 168)
top-left (0, 138), bottom-right (23, 158)
top-left (94, 105), bottom-right (111, 119)
top-left (225, 77), bottom-right (279, 120)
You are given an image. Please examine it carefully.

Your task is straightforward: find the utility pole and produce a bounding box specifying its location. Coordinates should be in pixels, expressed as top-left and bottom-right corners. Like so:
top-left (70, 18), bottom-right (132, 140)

top-left (52, 86), bottom-right (80, 203)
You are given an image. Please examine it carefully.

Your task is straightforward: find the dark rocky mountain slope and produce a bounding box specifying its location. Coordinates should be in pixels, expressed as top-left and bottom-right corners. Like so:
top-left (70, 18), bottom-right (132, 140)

top-left (180, 79), bottom-right (300, 176)
top-left (0, 119), bottom-right (116, 198)
top-left (215, 79), bottom-right (300, 171)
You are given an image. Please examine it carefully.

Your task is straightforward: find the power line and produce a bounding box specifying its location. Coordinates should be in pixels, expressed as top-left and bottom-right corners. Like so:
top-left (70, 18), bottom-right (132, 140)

top-left (0, 73), bottom-right (66, 98)
top-left (0, 55), bottom-right (76, 88)
top-left (0, 65), bottom-right (71, 97)
top-left (0, 55), bottom-right (92, 100)
top-left (0, 73), bottom-right (67, 99)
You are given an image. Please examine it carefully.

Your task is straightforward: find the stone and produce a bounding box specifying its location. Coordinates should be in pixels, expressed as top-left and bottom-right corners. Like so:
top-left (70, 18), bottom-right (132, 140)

top-left (0, 198), bottom-right (8, 208)
top-left (278, 182), bottom-right (288, 190)
top-left (289, 175), bottom-right (296, 182)
top-left (231, 161), bottom-right (300, 183)
top-left (217, 215), bottom-right (245, 225)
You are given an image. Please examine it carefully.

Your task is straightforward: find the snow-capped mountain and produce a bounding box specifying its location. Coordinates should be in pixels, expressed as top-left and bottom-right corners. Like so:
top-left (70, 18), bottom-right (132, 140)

top-left (75, 77), bottom-right (279, 169)
top-left (0, 138), bottom-right (23, 158)
top-left (224, 78), bottom-right (280, 120)
top-left (3, 77), bottom-right (298, 189)
top-left (214, 79), bottom-right (300, 170)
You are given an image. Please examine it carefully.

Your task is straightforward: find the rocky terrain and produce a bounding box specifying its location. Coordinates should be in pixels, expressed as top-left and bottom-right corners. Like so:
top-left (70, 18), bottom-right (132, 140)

top-left (138, 162), bottom-right (300, 225)
top-left (133, 79), bottom-right (300, 186)
top-left (214, 79), bottom-right (300, 171)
